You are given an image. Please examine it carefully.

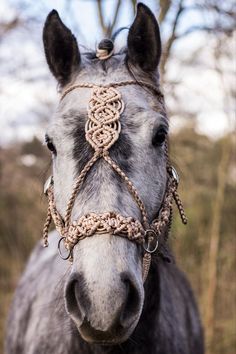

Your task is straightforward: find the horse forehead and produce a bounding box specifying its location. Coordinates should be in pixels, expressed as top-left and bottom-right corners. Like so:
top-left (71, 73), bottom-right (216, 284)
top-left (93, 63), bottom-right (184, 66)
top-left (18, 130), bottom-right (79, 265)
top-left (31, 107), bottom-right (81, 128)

top-left (56, 57), bottom-right (163, 132)
top-left (58, 102), bottom-right (156, 147)
top-left (62, 76), bottom-right (158, 112)
top-left (79, 52), bottom-right (129, 79)
top-left (58, 88), bottom-right (153, 130)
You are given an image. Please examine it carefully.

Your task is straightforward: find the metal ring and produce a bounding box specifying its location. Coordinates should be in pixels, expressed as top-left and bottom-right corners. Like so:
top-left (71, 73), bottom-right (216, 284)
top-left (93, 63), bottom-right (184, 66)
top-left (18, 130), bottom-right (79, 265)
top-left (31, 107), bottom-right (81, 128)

top-left (169, 166), bottom-right (179, 184)
top-left (143, 229), bottom-right (159, 254)
top-left (44, 175), bottom-right (53, 195)
top-left (57, 237), bottom-right (72, 260)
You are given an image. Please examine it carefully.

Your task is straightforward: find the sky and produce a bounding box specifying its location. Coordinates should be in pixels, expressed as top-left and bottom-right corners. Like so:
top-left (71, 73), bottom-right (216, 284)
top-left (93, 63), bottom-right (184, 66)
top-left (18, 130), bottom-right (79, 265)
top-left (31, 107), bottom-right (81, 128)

top-left (0, 0), bottom-right (235, 146)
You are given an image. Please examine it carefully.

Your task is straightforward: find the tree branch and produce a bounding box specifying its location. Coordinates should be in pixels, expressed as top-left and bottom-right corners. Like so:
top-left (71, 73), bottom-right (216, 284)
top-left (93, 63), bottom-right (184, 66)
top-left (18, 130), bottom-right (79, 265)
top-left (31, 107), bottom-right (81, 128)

top-left (177, 24), bottom-right (235, 39)
top-left (97, 0), bottom-right (106, 35)
top-left (107, 0), bottom-right (122, 37)
top-left (97, 0), bottom-right (122, 38)
top-left (160, 0), bottom-right (184, 80)
top-left (158, 0), bottom-right (172, 24)
top-left (0, 17), bottom-right (21, 41)
top-left (130, 0), bottom-right (137, 15)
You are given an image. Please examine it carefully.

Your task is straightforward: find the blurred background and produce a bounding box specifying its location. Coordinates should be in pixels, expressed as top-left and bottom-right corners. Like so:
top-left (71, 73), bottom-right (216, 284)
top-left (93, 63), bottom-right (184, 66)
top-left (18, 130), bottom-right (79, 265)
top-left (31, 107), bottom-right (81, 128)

top-left (0, 0), bottom-right (235, 353)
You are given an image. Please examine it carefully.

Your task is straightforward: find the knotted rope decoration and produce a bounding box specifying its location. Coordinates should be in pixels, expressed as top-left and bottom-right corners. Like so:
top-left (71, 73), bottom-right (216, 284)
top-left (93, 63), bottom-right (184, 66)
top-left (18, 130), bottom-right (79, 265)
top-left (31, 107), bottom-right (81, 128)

top-left (43, 80), bottom-right (187, 283)
top-left (65, 212), bottom-right (145, 251)
top-left (85, 86), bottom-right (123, 151)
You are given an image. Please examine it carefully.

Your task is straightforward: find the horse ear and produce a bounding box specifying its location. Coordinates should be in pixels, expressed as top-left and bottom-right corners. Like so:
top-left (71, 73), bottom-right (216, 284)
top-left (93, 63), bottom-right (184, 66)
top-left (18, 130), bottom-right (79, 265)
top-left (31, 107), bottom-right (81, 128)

top-left (127, 3), bottom-right (161, 72)
top-left (43, 10), bottom-right (80, 86)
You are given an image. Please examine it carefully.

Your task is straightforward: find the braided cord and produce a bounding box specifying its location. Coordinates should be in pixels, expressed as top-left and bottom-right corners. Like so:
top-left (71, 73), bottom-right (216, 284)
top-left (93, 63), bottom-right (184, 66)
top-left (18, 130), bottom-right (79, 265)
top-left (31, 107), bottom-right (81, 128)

top-left (142, 253), bottom-right (152, 282)
top-left (103, 152), bottom-right (149, 227)
top-left (42, 204), bottom-right (52, 247)
top-left (60, 80), bottom-right (163, 102)
top-left (173, 190), bottom-right (188, 225)
top-left (43, 185), bottom-right (65, 247)
top-left (165, 141), bottom-right (187, 226)
top-left (151, 178), bottom-right (177, 235)
top-left (64, 151), bottom-right (101, 227)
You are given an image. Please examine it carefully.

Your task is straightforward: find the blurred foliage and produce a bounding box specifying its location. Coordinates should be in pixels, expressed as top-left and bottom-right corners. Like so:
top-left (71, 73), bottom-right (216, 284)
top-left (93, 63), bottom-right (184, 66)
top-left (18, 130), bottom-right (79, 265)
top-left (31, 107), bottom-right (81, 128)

top-left (0, 139), bottom-right (50, 349)
top-left (0, 128), bottom-right (235, 353)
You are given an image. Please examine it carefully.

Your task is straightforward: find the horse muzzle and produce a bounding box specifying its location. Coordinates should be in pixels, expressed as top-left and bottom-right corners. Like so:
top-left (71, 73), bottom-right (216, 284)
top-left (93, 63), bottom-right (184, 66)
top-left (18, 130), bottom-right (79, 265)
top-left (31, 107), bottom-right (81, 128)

top-left (64, 235), bottom-right (144, 343)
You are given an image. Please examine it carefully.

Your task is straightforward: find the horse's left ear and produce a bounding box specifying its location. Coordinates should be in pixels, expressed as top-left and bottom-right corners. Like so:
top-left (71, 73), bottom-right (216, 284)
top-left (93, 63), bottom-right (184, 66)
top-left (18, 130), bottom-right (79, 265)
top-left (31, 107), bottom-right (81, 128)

top-left (43, 10), bottom-right (80, 86)
top-left (127, 3), bottom-right (161, 72)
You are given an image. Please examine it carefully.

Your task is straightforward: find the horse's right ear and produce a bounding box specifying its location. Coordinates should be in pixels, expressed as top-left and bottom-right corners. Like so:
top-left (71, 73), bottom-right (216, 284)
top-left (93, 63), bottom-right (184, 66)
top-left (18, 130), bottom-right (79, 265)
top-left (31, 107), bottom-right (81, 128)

top-left (43, 10), bottom-right (80, 86)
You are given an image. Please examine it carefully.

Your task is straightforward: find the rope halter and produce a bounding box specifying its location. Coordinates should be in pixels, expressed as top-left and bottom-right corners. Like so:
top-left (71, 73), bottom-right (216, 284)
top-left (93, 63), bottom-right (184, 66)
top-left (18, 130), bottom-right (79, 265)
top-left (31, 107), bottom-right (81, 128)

top-left (43, 80), bottom-right (187, 282)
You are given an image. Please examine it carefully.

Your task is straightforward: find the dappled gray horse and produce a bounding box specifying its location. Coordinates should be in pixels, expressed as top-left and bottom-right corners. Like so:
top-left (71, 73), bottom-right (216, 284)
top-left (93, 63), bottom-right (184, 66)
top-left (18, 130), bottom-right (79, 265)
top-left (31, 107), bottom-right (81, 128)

top-left (5, 3), bottom-right (204, 354)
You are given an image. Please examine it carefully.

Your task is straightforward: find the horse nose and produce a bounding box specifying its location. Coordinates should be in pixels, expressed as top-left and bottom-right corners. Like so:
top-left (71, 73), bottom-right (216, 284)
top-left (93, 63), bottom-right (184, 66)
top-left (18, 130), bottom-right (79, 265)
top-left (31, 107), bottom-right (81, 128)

top-left (120, 272), bottom-right (142, 328)
top-left (65, 271), bottom-right (142, 331)
top-left (64, 273), bottom-right (89, 326)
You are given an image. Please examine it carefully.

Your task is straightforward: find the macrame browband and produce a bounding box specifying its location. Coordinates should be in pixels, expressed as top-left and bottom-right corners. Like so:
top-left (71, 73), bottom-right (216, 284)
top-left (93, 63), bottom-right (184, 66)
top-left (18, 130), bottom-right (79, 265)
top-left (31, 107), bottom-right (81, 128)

top-left (43, 80), bottom-right (187, 282)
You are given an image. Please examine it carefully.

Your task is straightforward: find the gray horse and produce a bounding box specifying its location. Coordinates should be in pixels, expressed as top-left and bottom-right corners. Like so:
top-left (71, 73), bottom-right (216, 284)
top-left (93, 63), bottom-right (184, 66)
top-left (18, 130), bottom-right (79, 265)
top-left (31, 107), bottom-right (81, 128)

top-left (5, 3), bottom-right (204, 354)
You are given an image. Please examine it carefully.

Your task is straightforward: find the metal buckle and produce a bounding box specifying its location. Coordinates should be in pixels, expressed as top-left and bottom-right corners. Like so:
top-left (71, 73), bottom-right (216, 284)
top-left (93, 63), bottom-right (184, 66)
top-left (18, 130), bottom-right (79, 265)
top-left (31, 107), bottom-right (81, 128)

top-left (44, 175), bottom-right (53, 195)
top-left (143, 229), bottom-right (159, 254)
top-left (169, 166), bottom-right (179, 184)
top-left (57, 237), bottom-right (72, 260)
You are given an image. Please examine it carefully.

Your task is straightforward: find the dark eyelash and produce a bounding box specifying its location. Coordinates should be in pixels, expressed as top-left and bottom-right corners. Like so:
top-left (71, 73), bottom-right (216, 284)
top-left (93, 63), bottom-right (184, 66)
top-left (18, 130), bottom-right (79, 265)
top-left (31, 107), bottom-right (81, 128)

top-left (45, 134), bottom-right (50, 143)
top-left (45, 134), bottom-right (56, 154)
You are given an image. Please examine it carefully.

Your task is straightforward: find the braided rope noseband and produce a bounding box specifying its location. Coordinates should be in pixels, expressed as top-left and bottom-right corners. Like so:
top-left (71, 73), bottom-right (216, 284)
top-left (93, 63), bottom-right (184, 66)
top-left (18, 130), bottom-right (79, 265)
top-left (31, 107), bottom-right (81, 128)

top-left (43, 80), bottom-right (187, 282)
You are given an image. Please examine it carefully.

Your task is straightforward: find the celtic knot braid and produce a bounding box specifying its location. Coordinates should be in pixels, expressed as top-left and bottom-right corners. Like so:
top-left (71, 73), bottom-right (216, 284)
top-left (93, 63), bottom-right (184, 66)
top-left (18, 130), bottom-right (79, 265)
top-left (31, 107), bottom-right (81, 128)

top-left (85, 86), bottom-right (124, 151)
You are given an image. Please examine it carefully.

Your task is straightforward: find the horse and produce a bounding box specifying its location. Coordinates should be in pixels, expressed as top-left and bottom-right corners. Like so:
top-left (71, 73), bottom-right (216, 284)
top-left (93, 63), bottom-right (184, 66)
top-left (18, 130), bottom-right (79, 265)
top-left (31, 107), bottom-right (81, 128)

top-left (5, 3), bottom-right (204, 354)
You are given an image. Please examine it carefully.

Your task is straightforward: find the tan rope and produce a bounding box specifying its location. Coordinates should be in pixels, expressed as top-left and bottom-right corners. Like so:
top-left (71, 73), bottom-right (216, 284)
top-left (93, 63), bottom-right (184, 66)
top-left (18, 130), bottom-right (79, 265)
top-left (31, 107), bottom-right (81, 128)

top-left (142, 253), bottom-right (152, 282)
top-left (42, 204), bottom-right (52, 247)
top-left (96, 48), bottom-right (114, 60)
top-left (64, 212), bottom-right (145, 251)
top-left (43, 80), bottom-right (187, 282)
top-left (151, 177), bottom-right (177, 235)
top-left (64, 151), bottom-right (101, 227)
top-left (86, 86), bottom-right (123, 151)
top-left (60, 80), bottom-right (163, 102)
top-left (43, 183), bottom-right (65, 247)
top-left (173, 190), bottom-right (188, 225)
top-left (102, 152), bottom-right (148, 228)
top-left (165, 142), bottom-right (188, 225)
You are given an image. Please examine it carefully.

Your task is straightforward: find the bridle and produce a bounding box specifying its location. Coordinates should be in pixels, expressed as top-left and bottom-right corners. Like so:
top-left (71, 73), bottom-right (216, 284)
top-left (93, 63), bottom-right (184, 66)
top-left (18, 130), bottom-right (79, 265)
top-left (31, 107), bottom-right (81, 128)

top-left (42, 80), bottom-right (187, 282)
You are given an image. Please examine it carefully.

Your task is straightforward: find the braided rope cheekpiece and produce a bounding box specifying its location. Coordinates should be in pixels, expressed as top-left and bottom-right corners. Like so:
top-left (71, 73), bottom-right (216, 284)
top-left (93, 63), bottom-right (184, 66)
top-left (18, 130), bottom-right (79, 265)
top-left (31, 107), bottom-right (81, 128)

top-left (43, 81), bottom-right (187, 282)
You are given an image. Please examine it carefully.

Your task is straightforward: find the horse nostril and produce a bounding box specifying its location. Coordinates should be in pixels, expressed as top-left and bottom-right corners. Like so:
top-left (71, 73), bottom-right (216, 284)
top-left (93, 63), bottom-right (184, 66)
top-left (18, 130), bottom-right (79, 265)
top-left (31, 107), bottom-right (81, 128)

top-left (65, 276), bottom-right (88, 325)
top-left (120, 273), bottom-right (141, 328)
top-left (65, 280), bottom-right (80, 317)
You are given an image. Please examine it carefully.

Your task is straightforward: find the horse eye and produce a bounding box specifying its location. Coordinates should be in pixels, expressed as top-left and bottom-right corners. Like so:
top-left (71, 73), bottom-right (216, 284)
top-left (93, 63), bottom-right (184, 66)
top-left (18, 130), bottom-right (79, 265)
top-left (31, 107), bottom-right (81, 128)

top-left (152, 128), bottom-right (167, 147)
top-left (45, 135), bottom-right (56, 154)
top-left (47, 141), bottom-right (56, 153)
